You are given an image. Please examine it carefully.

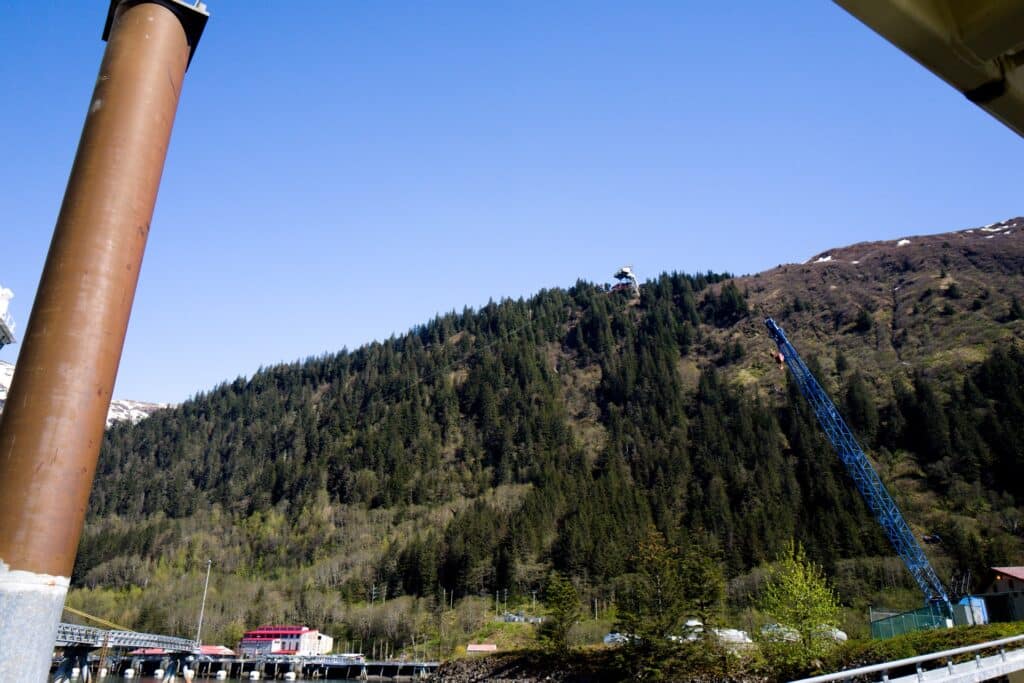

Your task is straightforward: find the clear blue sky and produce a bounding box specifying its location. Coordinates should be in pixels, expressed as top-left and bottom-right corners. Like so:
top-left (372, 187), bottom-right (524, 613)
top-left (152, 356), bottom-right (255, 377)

top-left (1, 2), bottom-right (1021, 404)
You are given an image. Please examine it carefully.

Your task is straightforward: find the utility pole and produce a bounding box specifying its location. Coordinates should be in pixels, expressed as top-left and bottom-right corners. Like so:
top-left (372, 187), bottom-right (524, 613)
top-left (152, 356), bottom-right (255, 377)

top-left (195, 559), bottom-right (213, 645)
top-left (0, 3), bottom-right (207, 681)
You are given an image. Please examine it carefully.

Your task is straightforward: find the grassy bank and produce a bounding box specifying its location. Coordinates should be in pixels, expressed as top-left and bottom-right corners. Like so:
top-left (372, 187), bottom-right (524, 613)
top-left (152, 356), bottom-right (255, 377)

top-left (433, 622), bottom-right (1024, 682)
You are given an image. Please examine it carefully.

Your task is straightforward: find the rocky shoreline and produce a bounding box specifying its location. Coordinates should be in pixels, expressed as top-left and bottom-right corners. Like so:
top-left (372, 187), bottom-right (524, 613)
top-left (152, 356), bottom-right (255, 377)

top-left (429, 652), bottom-right (603, 683)
top-left (426, 651), bottom-right (770, 683)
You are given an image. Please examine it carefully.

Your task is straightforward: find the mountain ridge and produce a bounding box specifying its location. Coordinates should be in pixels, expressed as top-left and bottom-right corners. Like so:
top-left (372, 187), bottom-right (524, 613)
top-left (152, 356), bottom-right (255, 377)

top-left (0, 360), bottom-right (167, 428)
top-left (65, 216), bottom-right (1024, 649)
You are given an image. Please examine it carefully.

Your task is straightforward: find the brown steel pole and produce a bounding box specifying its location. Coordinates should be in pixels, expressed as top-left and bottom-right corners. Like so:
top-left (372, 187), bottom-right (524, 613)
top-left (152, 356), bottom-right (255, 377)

top-left (0, 2), bottom-right (207, 680)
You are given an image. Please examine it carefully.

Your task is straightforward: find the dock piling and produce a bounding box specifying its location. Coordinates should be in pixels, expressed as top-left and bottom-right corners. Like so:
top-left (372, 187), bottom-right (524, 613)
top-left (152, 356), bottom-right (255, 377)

top-left (0, 2), bottom-right (207, 680)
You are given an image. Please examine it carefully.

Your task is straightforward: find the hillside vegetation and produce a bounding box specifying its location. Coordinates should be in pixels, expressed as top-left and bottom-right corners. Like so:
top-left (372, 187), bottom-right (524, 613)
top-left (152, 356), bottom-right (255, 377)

top-left (70, 218), bottom-right (1024, 652)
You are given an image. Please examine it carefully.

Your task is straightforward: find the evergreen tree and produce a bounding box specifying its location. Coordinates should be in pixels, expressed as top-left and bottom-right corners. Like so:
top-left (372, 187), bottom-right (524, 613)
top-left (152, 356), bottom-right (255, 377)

top-left (539, 572), bottom-right (580, 654)
top-left (1008, 296), bottom-right (1023, 321)
top-left (615, 527), bottom-right (688, 644)
top-left (679, 534), bottom-right (725, 625)
top-left (844, 372), bottom-right (878, 445)
top-left (853, 309), bottom-right (873, 333)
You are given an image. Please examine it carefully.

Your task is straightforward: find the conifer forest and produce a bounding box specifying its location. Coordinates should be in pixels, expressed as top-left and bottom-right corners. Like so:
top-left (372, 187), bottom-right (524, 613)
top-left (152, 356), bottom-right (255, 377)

top-left (70, 225), bottom-right (1024, 654)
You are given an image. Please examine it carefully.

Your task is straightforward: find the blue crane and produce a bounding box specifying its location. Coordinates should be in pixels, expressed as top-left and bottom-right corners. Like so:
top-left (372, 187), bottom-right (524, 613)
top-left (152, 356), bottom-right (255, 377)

top-left (764, 317), bottom-right (951, 613)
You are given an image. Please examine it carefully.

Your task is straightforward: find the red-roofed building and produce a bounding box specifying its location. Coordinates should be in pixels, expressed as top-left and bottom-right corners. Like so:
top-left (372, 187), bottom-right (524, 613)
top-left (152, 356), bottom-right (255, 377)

top-left (466, 643), bottom-right (498, 654)
top-left (238, 625), bottom-right (333, 657)
top-left (981, 567), bottom-right (1024, 622)
top-left (987, 567), bottom-right (1024, 588)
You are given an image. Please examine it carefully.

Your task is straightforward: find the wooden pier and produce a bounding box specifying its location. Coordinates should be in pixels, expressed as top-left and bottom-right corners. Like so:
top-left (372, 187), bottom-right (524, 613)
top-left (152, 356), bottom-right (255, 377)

top-left (116, 653), bottom-right (439, 680)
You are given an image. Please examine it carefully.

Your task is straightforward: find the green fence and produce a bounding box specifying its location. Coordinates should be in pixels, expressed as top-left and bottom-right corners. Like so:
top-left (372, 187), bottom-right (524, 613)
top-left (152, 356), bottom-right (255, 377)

top-left (870, 604), bottom-right (950, 639)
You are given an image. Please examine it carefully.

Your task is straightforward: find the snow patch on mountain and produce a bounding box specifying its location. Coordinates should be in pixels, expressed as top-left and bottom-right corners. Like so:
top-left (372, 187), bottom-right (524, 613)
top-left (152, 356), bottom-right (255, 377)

top-left (972, 218), bottom-right (1021, 236)
top-left (104, 399), bottom-right (167, 427)
top-left (0, 361), bottom-right (167, 428)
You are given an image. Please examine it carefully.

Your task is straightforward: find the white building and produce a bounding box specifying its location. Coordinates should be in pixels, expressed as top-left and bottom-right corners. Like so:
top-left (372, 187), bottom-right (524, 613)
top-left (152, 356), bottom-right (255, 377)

top-left (238, 625), bottom-right (333, 656)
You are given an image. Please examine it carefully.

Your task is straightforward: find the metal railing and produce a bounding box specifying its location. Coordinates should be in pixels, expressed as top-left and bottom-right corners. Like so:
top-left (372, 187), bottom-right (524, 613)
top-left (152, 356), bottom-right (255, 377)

top-left (56, 622), bottom-right (196, 652)
top-left (870, 604), bottom-right (950, 639)
top-left (791, 634), bottom-right (1024, 683)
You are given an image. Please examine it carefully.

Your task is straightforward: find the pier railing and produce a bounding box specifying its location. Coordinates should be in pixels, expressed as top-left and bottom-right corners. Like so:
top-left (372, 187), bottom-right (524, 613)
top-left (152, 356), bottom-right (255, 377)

top-left (56, 622), bottom-right (197, 652)
top-left (790, 634), bottom-right (1024, 683)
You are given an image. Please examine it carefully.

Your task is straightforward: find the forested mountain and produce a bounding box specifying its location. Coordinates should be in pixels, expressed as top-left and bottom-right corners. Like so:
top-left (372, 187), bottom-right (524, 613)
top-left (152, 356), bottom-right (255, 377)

top-left (72, 217), bottom-right (1024, 646)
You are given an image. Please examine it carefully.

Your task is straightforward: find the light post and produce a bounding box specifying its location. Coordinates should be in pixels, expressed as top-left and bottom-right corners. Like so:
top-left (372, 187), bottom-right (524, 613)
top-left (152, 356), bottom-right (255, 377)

top-left (196, 560), bottom-right (213, 645)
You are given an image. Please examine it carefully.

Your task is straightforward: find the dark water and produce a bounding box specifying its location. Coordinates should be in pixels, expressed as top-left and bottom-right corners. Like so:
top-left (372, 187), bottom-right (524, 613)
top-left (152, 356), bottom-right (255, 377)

top-left (116, 679), bottom-right (360, 682)
top-left (47, 679), bottom-right (360, 683)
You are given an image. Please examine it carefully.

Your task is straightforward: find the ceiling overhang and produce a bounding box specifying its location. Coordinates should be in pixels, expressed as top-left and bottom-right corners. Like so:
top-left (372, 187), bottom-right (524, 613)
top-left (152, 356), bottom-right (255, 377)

top-left (835, 0), bottom-right (1024, 138)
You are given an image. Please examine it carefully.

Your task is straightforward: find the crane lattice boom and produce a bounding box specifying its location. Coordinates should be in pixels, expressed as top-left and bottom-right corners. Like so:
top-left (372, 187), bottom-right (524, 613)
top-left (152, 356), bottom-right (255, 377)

top-left (764, 317), bottom-right (951, 611)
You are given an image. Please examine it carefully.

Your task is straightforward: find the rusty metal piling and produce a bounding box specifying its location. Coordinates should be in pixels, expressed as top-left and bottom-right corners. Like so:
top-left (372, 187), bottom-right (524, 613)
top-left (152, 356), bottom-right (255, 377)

top-left (0, 2), bottom-right (207, 679)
